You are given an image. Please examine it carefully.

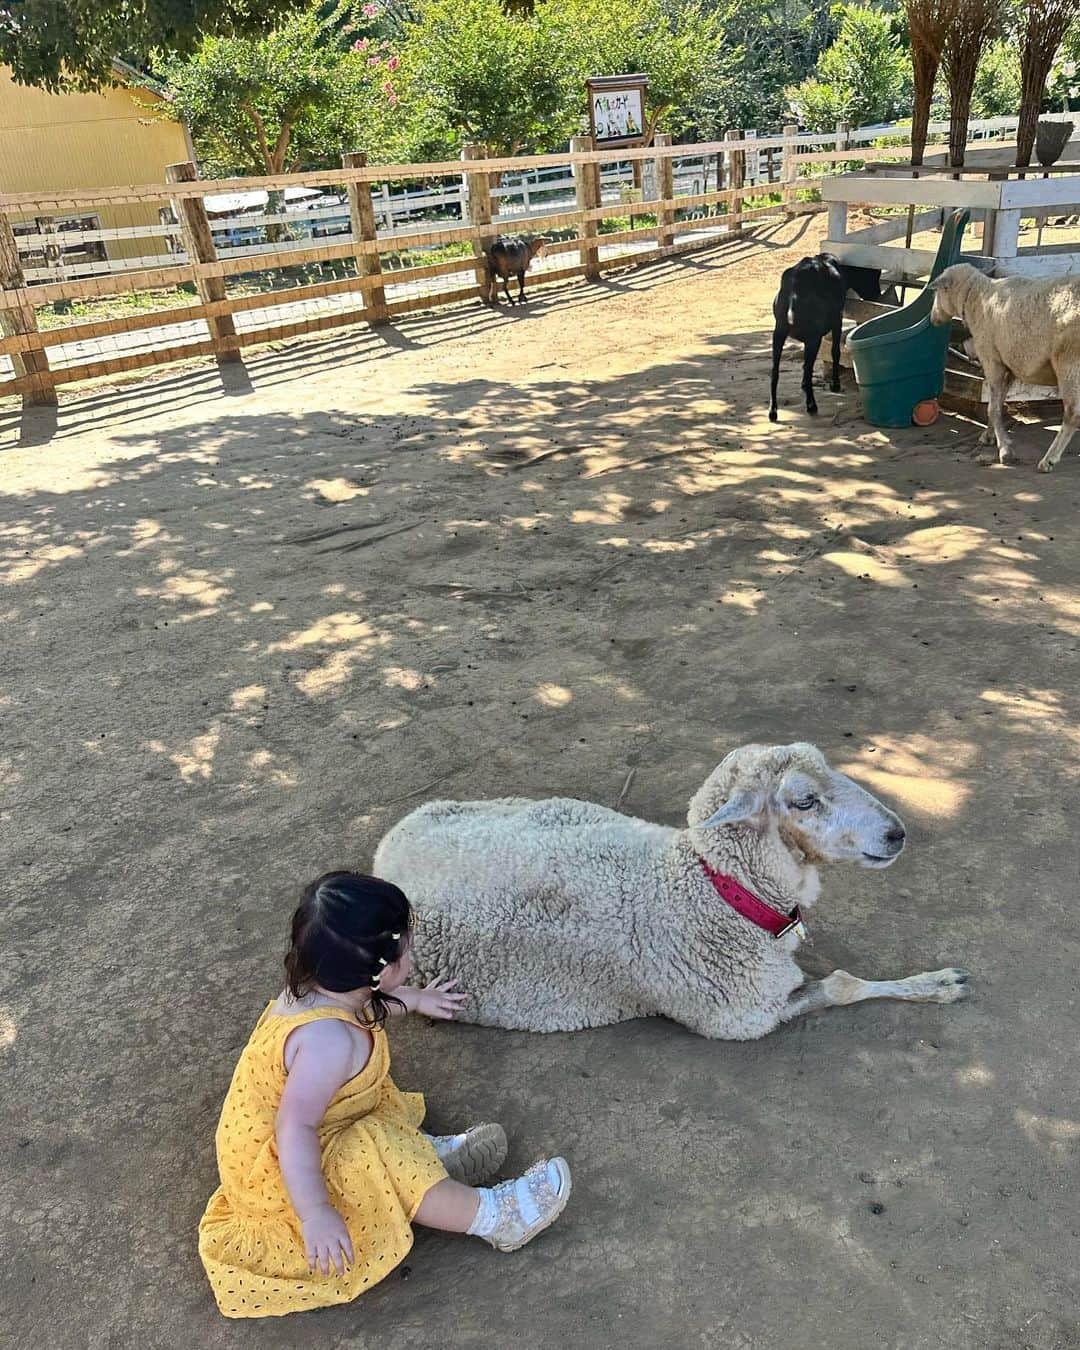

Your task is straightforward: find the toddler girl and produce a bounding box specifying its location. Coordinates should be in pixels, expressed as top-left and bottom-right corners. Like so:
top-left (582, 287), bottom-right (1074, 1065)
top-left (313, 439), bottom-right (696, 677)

top-left (199, 870), bottom-right (570, 1318)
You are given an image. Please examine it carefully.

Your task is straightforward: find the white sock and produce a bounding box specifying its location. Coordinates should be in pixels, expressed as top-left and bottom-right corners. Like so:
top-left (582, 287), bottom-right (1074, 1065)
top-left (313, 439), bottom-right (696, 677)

top-left (466, 1163), bottom-right (563, 1238)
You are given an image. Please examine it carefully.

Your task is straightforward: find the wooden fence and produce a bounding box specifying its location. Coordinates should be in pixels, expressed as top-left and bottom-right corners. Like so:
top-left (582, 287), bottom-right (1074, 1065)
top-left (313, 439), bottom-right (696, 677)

top-left (0, 117), bottom-right (1020, 406)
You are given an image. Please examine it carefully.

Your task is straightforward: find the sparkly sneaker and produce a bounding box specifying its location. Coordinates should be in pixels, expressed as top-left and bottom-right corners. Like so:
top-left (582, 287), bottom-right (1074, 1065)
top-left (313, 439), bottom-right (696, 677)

top-left (475, 1157), bottom-right (571, 1252)
top-left (429, 1123), bottom-right (508, 1186)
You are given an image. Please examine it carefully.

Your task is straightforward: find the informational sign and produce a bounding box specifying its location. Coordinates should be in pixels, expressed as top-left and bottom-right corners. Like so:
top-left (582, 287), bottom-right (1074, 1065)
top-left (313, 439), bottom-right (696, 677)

top-left (587, 75), bottom-right (649, 149)
top-left (744, 129), bottom-right (760, 184)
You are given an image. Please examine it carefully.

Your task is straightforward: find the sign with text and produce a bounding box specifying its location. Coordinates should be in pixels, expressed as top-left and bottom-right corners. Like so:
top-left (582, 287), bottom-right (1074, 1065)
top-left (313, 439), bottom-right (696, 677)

top-left (587, 75), bottom-right (649, 149)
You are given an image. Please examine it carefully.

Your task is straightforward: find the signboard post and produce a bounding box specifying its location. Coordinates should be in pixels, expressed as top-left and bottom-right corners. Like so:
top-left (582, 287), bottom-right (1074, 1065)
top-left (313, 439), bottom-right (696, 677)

top-left (586, 74), bottom-right (649, 150)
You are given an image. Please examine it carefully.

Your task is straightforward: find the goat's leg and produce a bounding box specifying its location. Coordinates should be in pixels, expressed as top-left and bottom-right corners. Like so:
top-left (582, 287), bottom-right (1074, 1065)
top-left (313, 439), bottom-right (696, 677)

top-left (782, 966), bottom-right (970, 1023)
top-left (802, 333), bottom-right (822, 415)
top-left (980, 366), bottom-right (1015, 465)
top-left (517, 270), bottom-right (526, 304)
top-left (768, 324), bottom-right (787, 422)
top-left (502, 275), bottom-right (513, 305)
top-left (830, 315), bottom-right (843, 393)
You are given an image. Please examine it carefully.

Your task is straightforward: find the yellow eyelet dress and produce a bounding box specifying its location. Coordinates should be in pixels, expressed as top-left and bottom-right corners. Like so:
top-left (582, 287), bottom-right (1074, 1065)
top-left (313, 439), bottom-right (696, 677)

top-left (198, 1002), bottom-right (448, 1318)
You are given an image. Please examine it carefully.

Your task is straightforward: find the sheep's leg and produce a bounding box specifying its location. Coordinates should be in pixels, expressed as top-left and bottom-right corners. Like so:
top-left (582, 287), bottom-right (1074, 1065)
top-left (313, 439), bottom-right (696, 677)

top-left (768, 324), bottom-right (787, 422)
top-left (782, 967), bottom-right (970, 1022)
top-left (1037, 387), bottom-right (1079, 473)
top-left (801, 334), bottom-right (822, 415)
top-left (981, 368), bottom-right (1015, 465)
top-left (1037, 417), bottom-right (1078, 473)
top-left (829, 315), bottom-right (843, 393)
top-left (517, 270), bottom-right (526, 304)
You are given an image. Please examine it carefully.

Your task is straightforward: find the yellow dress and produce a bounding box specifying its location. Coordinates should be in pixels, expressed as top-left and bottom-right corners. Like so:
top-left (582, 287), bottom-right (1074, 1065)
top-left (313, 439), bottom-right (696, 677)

top-left (198, 1002), bottom-right (448, 1319)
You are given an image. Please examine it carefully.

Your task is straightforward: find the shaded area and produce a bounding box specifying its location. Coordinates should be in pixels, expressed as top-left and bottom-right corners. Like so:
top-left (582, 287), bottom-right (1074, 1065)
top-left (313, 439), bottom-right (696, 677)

top-left (1, 217), bottom-right (1079, 1350)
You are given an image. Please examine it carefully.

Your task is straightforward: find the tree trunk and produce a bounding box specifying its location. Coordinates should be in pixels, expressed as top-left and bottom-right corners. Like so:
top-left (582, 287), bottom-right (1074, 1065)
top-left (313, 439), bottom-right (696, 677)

top-left (949, 80), bottom-right (975, 165)
top-left (1017, 55), bottom-right (1052, 165)
top-left (911, 51), bottom-right (939, 165)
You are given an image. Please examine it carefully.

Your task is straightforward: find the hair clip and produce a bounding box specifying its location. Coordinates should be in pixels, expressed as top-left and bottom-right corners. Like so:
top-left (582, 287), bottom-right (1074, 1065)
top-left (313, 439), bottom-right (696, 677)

top-left (391, 932), bottom-right (401, 940)
top-left (377, 956), bottom-right (388, 967)
top-left (371, 972), bottom-right (382, 989)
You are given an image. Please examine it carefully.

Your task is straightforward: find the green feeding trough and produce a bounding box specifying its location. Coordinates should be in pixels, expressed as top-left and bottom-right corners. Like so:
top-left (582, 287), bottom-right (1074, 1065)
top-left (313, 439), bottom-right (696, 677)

top-left (846, 208), bottom-right (970, 428)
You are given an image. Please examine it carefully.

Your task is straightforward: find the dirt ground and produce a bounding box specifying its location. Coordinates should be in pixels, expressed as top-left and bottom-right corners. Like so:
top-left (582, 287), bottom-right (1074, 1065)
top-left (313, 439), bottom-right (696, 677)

top-left (3, 214), bottom-right (1080, 1350)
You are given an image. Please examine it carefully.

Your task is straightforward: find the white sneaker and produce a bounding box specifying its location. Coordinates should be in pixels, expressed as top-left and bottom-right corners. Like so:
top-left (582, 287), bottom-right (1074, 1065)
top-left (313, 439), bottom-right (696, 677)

top-left (431, 1123), bottom-right (508, 1186)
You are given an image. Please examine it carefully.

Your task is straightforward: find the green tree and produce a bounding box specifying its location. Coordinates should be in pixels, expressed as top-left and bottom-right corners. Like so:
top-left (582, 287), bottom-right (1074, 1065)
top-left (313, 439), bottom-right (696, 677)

top-left (0, 0), bottom-right (307, 92)
top-left (689, 0), bottom-right (823, 134)
top-left (971, 36), bottom-right (1023, 113)
top-left (786, 4), bottom-right (911, 129)
top-left (399, 0), bottom-right (580, 155)
top-left (161, 1), bottom-right (405, 174)
top-left (555, 0), bottom-right (725, 141)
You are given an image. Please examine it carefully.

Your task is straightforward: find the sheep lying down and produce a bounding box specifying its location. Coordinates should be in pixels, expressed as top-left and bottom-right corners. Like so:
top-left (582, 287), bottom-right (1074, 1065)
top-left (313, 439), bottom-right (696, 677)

top-left (374, 742), bottom-right (969, 1040)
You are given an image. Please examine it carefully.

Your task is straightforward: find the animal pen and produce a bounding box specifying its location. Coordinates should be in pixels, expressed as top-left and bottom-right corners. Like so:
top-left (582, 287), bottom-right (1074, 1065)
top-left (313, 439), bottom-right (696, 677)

top-left (822, 128), bottom-right (1080, 404)
top-left (0, 118), bottom-right (1020, 406)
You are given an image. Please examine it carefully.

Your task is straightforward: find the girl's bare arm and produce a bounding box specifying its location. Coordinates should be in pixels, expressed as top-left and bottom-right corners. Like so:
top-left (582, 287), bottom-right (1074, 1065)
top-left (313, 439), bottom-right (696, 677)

top-left (276, 1021), bottom-right (367, 1273)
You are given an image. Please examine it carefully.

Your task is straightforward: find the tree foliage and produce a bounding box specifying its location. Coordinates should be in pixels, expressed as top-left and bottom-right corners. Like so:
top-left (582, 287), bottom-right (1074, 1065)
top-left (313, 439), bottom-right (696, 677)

top-left (553, 0), bottom-right (725, 142)
top-left (399, 0), bottom-right (580, 155)
top-left (786, 5), bottom-right (910, 129)
top-left (0, 0), bottom-right (306, 91)
top-left (161, 1), bottom-right (404, 174)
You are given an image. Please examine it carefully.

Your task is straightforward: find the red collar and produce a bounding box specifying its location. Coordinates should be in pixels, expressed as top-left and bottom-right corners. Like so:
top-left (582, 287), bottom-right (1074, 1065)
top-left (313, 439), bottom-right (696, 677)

top-left (699, 858), bottom-right (807, 940)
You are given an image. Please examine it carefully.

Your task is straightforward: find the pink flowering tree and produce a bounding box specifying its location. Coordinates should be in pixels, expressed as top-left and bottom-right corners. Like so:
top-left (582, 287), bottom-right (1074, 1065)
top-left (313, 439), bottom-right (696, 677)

top-left (161, 0), bottom-right (408, 175)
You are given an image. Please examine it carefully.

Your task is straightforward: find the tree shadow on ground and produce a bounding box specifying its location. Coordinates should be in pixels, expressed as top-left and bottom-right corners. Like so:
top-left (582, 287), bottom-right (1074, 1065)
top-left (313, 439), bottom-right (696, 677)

top-left (2, 283), bottom-right (1080, 1350)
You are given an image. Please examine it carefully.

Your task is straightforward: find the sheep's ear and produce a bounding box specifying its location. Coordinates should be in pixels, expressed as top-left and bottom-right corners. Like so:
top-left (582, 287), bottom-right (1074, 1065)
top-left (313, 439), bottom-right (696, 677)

top-left (700, 790), bottom-right (763, 828)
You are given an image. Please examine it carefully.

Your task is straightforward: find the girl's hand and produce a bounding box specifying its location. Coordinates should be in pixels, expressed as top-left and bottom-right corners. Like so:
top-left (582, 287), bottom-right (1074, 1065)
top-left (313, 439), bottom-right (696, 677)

top-left (413, 978), bottom-right (468, 1020)
top-left (301, 1203), bottom-right (354, 1276)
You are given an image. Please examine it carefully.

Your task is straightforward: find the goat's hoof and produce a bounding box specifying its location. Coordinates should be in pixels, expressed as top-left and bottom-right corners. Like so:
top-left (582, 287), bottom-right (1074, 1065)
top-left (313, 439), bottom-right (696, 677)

top-left (806, 404), bottom-right (818, 417)
top-left (768, 409), bottom-right (778, 423)
top-left (999, 447), bottom-right (1017, 465)
top-left (830, 382), bottom-right (842, 394)
top-left (1037, 457), bottom-right (1055, 473)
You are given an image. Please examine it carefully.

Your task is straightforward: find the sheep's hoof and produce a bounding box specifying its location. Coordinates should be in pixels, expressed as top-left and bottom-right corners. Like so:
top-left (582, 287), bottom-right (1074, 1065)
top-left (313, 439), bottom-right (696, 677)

top-left (912, 967), bottom-right (971, 1003)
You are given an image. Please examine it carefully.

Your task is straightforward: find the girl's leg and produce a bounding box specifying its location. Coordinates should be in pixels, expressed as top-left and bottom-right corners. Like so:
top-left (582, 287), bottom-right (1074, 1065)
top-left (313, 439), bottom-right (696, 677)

top-left (414, 1177), bottom-right (481, 1233)
top-left (416, 1159), bottom-right (570, 1253)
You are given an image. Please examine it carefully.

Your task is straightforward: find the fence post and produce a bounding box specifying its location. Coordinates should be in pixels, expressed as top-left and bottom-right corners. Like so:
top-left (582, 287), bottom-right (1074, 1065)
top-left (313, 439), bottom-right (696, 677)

top-left (165, 160), bottom-right (240, 364)
top-left (462, 143), bottom-right (494, 298)
top-left (0, 213), bottom-right (56, 406)
top-left (725, 129), bottom-right (744, 237)
top-left (835, 120), bottom-right (850, 160)
top-left (572, 135), bottom-right (601, 280)
top-left (342, 151), bottom-right (388, 325)
top-left (653, 132), bottom-right (674, 250)
top-left (781, 124), bottom-right (799, 213)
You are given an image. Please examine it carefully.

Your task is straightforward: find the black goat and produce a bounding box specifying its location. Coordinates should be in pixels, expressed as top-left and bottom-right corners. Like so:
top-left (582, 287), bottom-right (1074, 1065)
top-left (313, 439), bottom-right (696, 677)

top-left (483, 235), bottom-right (550, 305)
top-left (769, 255), bottom-right (883, 421)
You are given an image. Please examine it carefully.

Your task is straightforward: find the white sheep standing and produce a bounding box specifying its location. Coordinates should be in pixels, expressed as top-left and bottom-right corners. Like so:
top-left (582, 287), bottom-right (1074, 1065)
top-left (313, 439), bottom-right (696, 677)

top-left (374, 743), bottom-right (970, 1040)
top-left (930, 262), bottom-right (1080, 472)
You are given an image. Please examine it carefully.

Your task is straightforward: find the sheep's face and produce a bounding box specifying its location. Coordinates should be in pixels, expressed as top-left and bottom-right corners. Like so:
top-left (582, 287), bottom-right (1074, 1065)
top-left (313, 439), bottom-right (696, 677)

top-left (929, 264), bottom-right (975, 328)
top-left (689, 743), bottom-right (906, 870)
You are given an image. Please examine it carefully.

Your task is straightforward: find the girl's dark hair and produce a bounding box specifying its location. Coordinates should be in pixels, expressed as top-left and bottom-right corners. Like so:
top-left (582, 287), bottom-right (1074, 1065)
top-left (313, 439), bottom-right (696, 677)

top-left (284, 871), bottom-right (412, 1027)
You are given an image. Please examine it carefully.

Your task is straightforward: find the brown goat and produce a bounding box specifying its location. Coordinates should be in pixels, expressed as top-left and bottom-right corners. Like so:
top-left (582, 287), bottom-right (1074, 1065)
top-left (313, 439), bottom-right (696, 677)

top-left (483, 235), bottom-right (550, 305)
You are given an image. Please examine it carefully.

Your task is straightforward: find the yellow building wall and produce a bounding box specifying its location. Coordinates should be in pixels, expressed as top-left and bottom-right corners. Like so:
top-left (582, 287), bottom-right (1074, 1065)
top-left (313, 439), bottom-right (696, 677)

top-left (0, 69), bottom-right (192, 263)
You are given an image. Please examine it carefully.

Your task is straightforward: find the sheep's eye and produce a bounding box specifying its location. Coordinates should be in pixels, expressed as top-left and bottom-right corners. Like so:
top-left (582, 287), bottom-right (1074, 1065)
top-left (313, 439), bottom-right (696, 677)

top-left (792, 795), bottom-right (817, 811)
